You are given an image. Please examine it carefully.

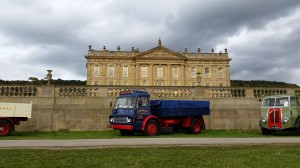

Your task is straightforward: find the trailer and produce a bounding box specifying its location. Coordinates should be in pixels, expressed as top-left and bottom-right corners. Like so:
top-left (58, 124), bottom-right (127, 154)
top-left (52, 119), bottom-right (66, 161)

top-left (0, 102), bottom-right (32, 136)
top-left (109, 90), bottom-right (210, 136)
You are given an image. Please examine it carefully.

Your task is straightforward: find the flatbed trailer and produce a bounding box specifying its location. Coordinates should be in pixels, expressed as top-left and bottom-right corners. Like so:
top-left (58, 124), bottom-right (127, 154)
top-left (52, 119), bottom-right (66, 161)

top-left (0, 102), bottom-right (32, 136)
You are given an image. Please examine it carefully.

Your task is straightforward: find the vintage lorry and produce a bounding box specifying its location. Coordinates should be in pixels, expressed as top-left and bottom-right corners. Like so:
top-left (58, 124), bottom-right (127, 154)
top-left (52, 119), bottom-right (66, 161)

top-left (109, 90), bottom-right (210, 136)
top-left (0, 102), bottom-right (32, 136)
top-left (259, 94), bottom-right (300, 135)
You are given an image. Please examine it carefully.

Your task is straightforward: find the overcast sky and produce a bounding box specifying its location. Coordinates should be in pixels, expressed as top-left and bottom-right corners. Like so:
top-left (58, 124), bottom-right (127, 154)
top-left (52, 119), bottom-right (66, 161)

top-left (1, 0), bottom-right (300, 86)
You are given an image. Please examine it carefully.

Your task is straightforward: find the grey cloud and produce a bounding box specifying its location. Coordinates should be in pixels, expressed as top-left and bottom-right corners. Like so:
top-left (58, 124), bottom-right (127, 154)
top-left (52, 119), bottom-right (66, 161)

top-left (0, 0), bottom-right (300, 85)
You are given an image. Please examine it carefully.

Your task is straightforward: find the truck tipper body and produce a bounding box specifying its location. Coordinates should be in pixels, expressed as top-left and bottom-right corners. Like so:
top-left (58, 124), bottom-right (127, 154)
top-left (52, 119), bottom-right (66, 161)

top-left (259, 94), bottom-right (300, 135)
top-left (109, 90), bottom-right (210, 136)
top-left (0, 102), bottom-right (32, 136)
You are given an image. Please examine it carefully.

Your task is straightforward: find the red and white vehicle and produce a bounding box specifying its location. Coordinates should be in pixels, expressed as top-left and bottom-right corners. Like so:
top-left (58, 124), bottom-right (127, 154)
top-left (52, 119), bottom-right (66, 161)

top-left (0, 102), bottom-right (32, 136)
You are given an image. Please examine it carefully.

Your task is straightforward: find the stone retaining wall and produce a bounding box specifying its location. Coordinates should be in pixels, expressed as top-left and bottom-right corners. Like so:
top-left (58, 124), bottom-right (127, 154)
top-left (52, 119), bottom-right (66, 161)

top-left (1, 85), bottom-right (299, 131)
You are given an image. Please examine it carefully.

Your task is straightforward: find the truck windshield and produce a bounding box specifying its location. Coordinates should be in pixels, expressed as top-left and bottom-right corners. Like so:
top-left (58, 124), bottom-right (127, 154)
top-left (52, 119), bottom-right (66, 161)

top-left (262, 97), bottom-right (289, 107)
top-left (114, 97), bottom-right (136, 109)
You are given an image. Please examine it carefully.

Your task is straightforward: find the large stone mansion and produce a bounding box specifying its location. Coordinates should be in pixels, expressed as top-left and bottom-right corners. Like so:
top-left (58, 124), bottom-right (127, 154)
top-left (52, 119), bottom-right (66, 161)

top-left (85, 39), bottom-right (231, 87)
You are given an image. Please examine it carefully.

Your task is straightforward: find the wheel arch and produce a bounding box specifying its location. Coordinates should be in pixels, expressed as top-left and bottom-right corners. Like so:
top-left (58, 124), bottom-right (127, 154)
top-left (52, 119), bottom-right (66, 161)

top-left (0, 117), bottom-right (15, 130)
top-left (294, 116), bottom-right (300, 128)
top-left (0, 118), bottom-right (15, 136)
top-left (141, 115), bottom-right (160, 131)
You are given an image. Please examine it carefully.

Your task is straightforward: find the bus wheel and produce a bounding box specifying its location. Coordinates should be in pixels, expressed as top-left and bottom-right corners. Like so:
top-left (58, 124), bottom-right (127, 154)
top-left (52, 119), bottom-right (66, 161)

top-left (144, 120), bottom-right (159, 136)
top-left (0, 120), bottom-right (13, 136)
top-left (261, 127), bottom-right (271, 135)
top-left (190, 119), bottom-right (201, 134)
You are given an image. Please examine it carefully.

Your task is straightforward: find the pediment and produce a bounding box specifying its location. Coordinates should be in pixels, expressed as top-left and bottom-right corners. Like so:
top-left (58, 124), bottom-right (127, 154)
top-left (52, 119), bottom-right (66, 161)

top-left (134, 46), bottom-right (186, 60)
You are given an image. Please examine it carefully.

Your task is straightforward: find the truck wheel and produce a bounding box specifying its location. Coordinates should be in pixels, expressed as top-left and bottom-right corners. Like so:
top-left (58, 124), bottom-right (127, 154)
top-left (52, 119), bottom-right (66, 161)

top-left (261, 127), bottom-right (271, 135)
top-left (0, 120), bottom-right (13, 136)
top-left (190, 119), bottom-right (201, 134)
top-left (144, 120), bottom-right (159, 136)
top-left (296, 127), bottom-right (300, 135)
top-left (119, 130), bottom-right (134, 136)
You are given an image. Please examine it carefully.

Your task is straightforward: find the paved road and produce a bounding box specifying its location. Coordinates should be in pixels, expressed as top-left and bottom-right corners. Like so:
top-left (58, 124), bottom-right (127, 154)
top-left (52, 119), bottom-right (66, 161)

top-left (1, 138), bottom-right (300, 148)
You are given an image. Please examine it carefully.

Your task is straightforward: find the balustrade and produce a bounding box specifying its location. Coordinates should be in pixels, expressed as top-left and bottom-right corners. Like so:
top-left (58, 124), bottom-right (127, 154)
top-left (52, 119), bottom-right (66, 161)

top-left (0, 86), bottom-right (37, 97)
top-left (253, 89), bottom-right (287, 98)
top-left (1, 85), bottom-right (299, 98)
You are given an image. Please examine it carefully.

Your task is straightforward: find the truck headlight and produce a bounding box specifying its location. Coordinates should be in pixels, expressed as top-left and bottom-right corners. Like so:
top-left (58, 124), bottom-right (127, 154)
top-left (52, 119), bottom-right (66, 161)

top-left (110, 118), bottom-right (114, 123)
top-left (127, 117), bottom-right (131, 123)
top-left (261, 117), bottom-right (267, 123)
top-left (283, 117), bottom-right (289, 123)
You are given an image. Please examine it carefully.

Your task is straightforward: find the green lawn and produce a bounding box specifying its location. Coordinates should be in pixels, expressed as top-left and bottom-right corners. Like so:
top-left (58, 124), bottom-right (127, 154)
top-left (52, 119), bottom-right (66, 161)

top-left (1, 129), bottom-right (299, 140)
top-left (1, 145), bottom-right (300, 168)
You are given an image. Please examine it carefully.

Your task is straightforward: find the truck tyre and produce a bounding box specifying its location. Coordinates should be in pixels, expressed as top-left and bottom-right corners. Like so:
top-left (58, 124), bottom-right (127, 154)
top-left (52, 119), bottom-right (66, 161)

top-left (190, 119), bottom-right (201, 134)
top-left (295, 118), bottom-right (300, 135)
top-left (261, 127), bottom-right (271, 135)
top-left (144, 120), bottom-right (159, 136)
top-left (0, 120), bottom-right (13, 136)
top-left (296, 126), bottom-right (300, 135)
top-left (119, 130), bottom-right (134, 136)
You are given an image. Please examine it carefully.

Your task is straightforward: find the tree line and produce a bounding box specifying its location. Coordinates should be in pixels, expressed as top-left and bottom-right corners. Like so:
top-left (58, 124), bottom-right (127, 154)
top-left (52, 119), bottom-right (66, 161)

top-left (0, 77), bottom-right (86, 85)
top-left (230, 80), bottom-right (299, 88)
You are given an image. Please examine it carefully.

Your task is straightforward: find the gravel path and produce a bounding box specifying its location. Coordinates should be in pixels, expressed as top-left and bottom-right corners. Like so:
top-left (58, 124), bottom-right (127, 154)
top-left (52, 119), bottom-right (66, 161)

top-left (1, 138), bottom-right (300, 148)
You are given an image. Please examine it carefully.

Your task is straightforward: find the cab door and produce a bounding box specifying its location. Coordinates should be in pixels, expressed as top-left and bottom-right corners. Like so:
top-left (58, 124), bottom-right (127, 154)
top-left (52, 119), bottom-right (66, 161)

top-left (133, 96), bottom-right (150, 130)
top-left (290, 97), bottom-right (299, 125)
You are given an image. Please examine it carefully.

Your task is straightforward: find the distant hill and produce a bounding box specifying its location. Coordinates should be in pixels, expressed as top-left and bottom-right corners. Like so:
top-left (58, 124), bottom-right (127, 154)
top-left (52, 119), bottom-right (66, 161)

top-left (230, 80), bottom-right (299, 88)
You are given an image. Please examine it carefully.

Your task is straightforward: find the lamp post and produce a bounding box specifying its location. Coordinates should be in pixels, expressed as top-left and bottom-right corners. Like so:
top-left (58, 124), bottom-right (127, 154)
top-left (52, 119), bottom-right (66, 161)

top-left (196, 72), bottom-right (201, 86)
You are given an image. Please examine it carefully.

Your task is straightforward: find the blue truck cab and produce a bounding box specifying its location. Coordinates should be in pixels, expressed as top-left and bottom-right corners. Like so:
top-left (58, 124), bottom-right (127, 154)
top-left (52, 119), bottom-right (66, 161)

top-left (109, 90), bottom-right (210, 136)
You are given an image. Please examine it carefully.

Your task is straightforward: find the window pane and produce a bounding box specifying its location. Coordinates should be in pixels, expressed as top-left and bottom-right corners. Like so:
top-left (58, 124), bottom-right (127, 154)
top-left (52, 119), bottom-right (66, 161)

top-left (123, 67), bottom-right (128, 77)
top-left (94, 66), bottom-right (99, 77)
top-left (141, 67), bottom-right (147, 77)
top-left (190, 67), bottom-right (196, 78)
top-left (205, 67), bottom-right (210, 78)
top-left (108, 67), bottom-right (114, 77)
top-left (218, 67), bottom-right (224, 78)
top-left (173, 67), bottom-right (178, 78)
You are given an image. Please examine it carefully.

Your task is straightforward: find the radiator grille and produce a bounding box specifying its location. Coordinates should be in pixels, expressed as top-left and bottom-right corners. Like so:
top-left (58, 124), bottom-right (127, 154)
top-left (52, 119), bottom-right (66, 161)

top-left (268, 108), bottom-right (282, 129)
top-left (112, 117), bottom-right (128, 124)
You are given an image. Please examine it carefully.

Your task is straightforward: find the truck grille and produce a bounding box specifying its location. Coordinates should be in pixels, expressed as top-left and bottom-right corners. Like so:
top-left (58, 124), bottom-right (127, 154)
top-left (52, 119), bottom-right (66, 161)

top-left (268, 108), bottom-right (282, 129)
top-left (112, 117), bottom-right (129, 124)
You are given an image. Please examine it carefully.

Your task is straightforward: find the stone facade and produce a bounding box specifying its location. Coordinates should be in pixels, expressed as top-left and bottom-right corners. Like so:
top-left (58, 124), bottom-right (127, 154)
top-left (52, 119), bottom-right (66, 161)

top-left (85, 39), bottom-right (231, 87)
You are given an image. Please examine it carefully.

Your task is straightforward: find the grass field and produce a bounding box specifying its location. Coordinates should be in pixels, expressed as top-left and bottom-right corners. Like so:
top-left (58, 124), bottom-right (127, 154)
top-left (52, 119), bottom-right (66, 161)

top-left (1, 145), bottom-right (300, 168)
top-left (1, 129), bottom-right (299, 140)
top-left (1, 130), bottom-right (300, 167)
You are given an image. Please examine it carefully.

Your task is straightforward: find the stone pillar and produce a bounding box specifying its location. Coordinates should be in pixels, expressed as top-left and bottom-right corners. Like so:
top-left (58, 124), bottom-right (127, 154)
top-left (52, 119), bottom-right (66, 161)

top-left (150, 64), bottom-right (153, 86)
top-left (226, 65), bottom-right (231, 87)
top-left (135, 64), bottom-right (139, 85)
top-left (182, 65), bottom-right (185, 86)
top-left (116, 64), bottom-right (121, 85)
top-left (103, 64), bottom-right (107, 85)
top-left (167, 64), bottom-right (171, 86)
top-left (86, 63), bottom-right (91, 85)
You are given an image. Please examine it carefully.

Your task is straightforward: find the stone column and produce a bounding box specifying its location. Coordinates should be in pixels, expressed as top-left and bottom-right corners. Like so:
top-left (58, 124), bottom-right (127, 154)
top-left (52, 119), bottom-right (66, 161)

top-left (86, 63), bottom-right (92, 85)
top-left (167, 64), bottom-right (171, 86)
top-left (135, 64), bottom-right (139, 85)
top-left (226, 65), bottom-right (231, 87)
top-left (150, 64), bottom-right (153, 86)
top-left (182, 65), bottom-right (185, 86)
top-left (117, 64), bottom-right (121, 85)
top-left (103, 64), bottom-right (107, 85)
